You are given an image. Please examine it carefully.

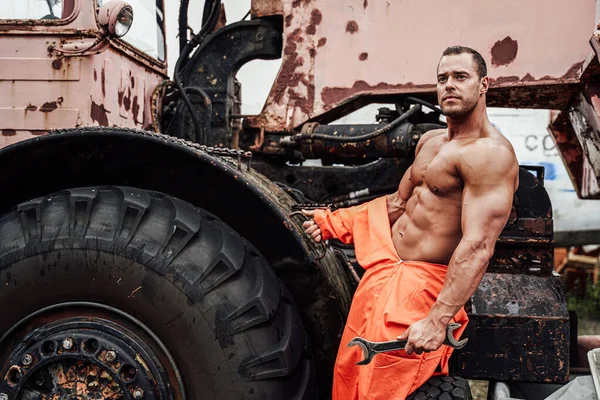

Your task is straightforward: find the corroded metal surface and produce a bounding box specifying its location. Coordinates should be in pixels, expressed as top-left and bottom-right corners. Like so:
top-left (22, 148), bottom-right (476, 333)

top-left (38, 362), bottom-right (123, 399)
top-left (454, 274), bottom-right (570, 383)
top-left (549, 97), bottom-right (600, 199)
top-left (248, 0), bottom-right (594, 131)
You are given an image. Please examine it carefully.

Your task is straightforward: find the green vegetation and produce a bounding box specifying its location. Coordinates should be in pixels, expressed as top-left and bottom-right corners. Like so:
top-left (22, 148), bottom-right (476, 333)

top-left (567, 279), bottom-right (600, 320)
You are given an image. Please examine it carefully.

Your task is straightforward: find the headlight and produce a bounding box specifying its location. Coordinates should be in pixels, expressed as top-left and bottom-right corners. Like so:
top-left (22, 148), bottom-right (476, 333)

top-left (98, 1), bottom-right (134, 38)
top-left (114, 6), bottom-right (133, 38)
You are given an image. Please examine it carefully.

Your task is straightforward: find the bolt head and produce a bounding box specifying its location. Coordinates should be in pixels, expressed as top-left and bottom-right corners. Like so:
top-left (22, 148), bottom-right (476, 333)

top-left (133, 388), bottom-right (144, 398)
top-left (105, 350), bottom-right (117, 363)
top-left (62, 338), bottom-right (73, 350)
top-left (22, 354), bottom-right (33, 366)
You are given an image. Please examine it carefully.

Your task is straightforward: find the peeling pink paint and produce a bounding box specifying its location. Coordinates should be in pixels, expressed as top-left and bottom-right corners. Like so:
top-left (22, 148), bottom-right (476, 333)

top-left (248, 0), bottom-right (595, 131)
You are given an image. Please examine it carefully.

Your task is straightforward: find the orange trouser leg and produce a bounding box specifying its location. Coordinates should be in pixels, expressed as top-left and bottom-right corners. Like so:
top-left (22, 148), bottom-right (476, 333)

top-left (332, 261), bottom-right (468, 400)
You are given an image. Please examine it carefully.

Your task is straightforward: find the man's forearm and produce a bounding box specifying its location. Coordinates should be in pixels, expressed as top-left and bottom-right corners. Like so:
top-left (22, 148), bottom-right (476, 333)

top-left (386, 193), bottom-right (406, 226)
top-left (428, 239), bottom-right (493, 326)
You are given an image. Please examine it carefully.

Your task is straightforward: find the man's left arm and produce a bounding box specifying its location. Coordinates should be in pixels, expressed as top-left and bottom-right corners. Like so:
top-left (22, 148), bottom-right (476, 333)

top-left (400, 144), bottom-right (518, 354)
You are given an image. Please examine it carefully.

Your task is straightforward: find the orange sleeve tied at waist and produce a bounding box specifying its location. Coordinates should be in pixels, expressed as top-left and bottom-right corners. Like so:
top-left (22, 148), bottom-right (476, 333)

top-left (313, 196), bottom-right (469, 400)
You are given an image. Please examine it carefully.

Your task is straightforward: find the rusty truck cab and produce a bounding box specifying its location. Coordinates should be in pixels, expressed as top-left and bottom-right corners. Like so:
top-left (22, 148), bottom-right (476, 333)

top-left (0, 0), bottom-right (167, 148)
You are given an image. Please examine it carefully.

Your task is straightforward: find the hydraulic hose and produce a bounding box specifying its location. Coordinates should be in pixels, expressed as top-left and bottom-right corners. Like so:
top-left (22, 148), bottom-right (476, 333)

top-left (183, 87), bottom-right (213, 144)
top-left (178, 0), bottom-right (190, 54)
top-left (174, 0), bottom-right (221, 143)
top-left (294, 104), bottom-right (422, 143)
top-left (401, 96), bottom-right (443, 115)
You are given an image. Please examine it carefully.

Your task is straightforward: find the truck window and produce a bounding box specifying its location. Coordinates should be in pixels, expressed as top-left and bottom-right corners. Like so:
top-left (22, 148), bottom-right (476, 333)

top-left (98, 0), bottom-right (166, 62)
top-left (0, 0), bottom-right (73, 20)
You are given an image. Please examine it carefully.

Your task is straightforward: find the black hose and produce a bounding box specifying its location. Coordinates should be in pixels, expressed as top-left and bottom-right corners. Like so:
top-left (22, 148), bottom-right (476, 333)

top-left (173, 47), bottom-right (203, 143)
top-left (178, 0), bottom-right (190, 54)
top-left (174, 0), bottom-right (221, 144)
top-left (198, 0), bottom-right (221, 39)
top-left (183, 87), bottom-right (212, 144)
top-left (402, 96), bottom-right (443, 115)
top-left (297, 104), bottom-right (422, 143)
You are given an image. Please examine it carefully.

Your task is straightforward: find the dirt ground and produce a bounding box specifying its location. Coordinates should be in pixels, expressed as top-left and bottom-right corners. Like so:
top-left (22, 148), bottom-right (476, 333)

top-left (468, 380), bottom-right (489, 399)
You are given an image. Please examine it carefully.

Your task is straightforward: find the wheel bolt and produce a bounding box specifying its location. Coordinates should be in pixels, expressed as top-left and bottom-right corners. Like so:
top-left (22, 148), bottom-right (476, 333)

top-left (105, 350), bottom-right (117, 363)
top-left (133, 388), bottom-right (144, 398)
top-left (22, 354), bottom-right (32, 366)
top-left (62, 338), bottom-right (73, 350)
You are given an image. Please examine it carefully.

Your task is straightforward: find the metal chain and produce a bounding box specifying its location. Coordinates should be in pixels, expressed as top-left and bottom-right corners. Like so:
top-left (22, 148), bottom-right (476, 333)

top-left (291, 203), bottom-right (336, 211)
top-left (49, 127), bottom-right (253, 170)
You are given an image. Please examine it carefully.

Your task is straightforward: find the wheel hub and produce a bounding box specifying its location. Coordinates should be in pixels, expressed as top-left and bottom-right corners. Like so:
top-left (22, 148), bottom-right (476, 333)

top-left (0, 309), bottom-right (178, 400)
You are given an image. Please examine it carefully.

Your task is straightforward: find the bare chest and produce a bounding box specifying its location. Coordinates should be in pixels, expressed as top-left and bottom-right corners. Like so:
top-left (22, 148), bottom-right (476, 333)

top-left (410, 139), bottom-right (462, 195)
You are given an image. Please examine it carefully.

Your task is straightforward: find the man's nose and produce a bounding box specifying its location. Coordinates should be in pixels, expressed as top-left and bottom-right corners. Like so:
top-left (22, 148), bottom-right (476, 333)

top-left (445, 77), bottom-right (457, 90)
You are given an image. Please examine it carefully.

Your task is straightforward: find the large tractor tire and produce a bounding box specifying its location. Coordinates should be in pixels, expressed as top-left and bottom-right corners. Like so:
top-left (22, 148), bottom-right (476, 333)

top-left (408, 376), bottom-right (472, 400)
top-left (0, 186), bottom-right (316, 399)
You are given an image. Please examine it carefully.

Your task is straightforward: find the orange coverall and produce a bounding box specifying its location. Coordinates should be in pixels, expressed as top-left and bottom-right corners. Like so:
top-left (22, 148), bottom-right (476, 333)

top-left (313, 196), bottom-right (468, 399)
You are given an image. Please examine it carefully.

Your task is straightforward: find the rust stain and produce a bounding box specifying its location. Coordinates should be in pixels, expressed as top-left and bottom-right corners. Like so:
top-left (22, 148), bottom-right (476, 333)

top-left (285, 14), bottom-right (293, 27)
top-left (346, 20), bottom-right (359, 34)
top-left (488, 61), bottom-right (584, 87)
top-left (51, 58), bottom-right (63, 70)
top-left (321, 80), bottom-right (436, 106)
top-left (57, 96), bottom-right (63, 105)
top-left (306, 9), bottom-right (322, 35)
top-left (91, 100), bottom-right (109, 126)
top-left (359, 52), bottom-right (368, 61)
top-left (132, 95), bottom-right (140, 123)
top-left (93, 69), bottom-right (97, 81)
top-left (25, 104), bottom-right (37, 112)
top-left (118, 89), bottom-right (124, 107)
top-left (317, 37), bottom-right (327, 47)
top-left (268, 25), bottom-right (315, 115)
top-left (561, 61), bottom-right (584, 81)
top-left (130, 76), bottom-right (135, 89)
top-left (123, 87), bottom-right (131, 111)
top-left (101, 67), bottom-right (106, 98)
top-left (363, 0), bottom-right (368, 7)
top-left (292, 0), bottom-right (311, 7)
top-left (272, 28), bottom-right (305, 103)
top-left (491, 36), bottom-right (518, 67)
top-left (39, 101), bottom-right (58, 112)
top-left (2, 129), bottom-right (16, 136)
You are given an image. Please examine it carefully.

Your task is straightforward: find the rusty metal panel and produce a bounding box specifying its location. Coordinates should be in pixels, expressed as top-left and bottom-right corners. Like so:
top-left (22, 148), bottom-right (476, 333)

top-left (251, 0), bottom-right (283, 17)
top-left (548, 96), bottom-right (600, 199)
top-left (453, 273), bottom-right (570, 383)
top-left (248, 0), bottom-right (595, 131)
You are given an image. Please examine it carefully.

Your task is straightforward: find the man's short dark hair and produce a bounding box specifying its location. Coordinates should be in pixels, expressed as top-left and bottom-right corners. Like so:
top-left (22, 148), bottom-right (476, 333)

top-left (441, 46), bottom-right (487, 78)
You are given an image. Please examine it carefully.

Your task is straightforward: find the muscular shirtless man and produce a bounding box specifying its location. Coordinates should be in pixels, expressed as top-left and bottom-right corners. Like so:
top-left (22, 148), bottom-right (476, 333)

top-left (303, 46), bottom-right (520, 399)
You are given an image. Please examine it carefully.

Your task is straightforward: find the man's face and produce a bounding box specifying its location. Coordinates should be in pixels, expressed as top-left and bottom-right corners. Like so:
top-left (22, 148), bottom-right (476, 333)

top-left (436, 53), bottom-right (486, 118)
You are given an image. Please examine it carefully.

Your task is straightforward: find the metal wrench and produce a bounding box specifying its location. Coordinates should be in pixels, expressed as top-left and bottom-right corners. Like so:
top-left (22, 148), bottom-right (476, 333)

top-left (347, 323), bottom-right (468, 365)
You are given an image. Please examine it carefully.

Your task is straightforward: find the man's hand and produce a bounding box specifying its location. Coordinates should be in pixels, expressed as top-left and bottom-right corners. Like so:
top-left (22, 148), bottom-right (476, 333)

top-left (397, 317), bottom-right (446, 355)
top-left (301, 210), bottom-right (322, 243)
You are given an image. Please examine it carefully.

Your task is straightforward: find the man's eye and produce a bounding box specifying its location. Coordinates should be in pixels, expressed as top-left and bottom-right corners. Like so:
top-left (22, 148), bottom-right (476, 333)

top-left (457, 75), bottom-right (466, 80)
top-left (438, 77), bottom-right (447, 83)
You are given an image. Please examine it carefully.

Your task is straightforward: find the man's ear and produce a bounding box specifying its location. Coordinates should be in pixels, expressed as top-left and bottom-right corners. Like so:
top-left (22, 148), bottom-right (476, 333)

top-left (480, 76), bottom-right (489, 95)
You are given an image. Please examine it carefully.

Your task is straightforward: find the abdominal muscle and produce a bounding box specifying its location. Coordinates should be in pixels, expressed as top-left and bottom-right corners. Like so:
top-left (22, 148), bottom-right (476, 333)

top-left (391, 188), bottom-right (463, 265)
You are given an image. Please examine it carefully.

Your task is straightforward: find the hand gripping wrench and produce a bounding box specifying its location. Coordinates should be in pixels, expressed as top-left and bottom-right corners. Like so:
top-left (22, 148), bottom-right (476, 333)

top-left (347, 323), bottom-right (468, 365)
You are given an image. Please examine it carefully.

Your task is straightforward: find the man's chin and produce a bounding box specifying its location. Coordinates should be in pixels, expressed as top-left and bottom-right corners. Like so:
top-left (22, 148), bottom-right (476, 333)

top-left (441, 107), bottom-right (465, 118)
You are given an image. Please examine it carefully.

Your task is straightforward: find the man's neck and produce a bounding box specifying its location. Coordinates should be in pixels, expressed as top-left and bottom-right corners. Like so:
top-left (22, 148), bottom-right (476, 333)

top-left (446, 101), bottom-right (489, 140)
